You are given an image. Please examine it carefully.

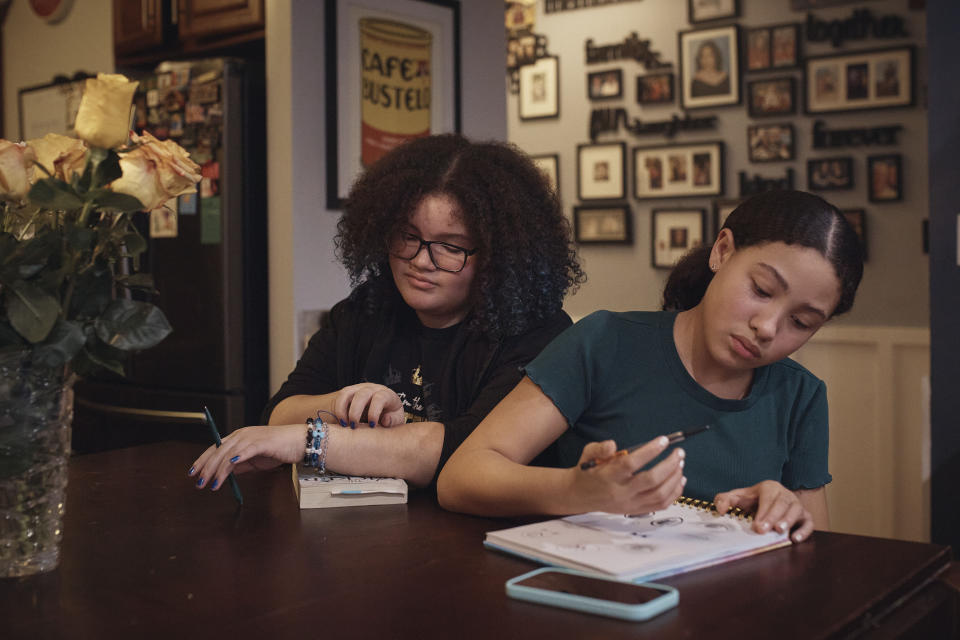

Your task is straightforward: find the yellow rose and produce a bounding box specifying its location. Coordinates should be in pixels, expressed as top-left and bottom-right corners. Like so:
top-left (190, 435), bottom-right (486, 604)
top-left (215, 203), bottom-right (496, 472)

top-left (73, 73), bottom-right (139, 149)
top-left (27, 133), bottom-right (88, 183)
top-left (111, 131), bottom-right (202, 211)
top-left (0, 140), bottom-right (36, 201)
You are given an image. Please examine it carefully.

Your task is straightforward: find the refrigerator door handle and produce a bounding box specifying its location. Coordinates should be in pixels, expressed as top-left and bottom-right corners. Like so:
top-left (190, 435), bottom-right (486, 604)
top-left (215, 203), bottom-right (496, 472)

top-left (75, 397), bottom-right (206, 423)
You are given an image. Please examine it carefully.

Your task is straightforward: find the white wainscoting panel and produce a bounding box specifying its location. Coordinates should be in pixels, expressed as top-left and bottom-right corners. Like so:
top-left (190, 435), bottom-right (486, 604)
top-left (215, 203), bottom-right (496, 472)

top-left (793, 325), bottom-right (930, 542)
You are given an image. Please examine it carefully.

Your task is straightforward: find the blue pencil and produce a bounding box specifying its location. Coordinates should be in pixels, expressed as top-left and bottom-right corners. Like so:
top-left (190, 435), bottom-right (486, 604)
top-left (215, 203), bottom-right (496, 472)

top-left (203, 405), bottom-right (244, 505)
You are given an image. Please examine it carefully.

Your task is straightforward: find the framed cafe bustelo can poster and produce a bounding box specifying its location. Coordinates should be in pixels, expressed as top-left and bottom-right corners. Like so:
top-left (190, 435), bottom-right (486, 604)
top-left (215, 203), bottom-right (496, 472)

top-left (326, 0), bottom-right (461, 208)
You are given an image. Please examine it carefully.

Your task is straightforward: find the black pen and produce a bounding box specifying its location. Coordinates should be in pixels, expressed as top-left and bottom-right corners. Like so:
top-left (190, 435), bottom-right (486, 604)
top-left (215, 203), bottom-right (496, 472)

top-left (580, 425), bottom-right (712, 470)
top-left (203, 405), bottom-right (243, 505)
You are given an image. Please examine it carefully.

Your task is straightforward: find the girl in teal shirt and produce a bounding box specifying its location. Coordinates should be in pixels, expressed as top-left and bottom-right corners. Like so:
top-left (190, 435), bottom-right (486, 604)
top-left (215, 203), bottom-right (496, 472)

top-left (438, 190), bottom-right (863, 544)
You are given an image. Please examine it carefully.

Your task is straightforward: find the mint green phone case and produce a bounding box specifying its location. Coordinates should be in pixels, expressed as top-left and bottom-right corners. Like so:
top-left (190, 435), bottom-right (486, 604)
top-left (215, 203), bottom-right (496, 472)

top-left (506, 567), bottom-right (679, 621)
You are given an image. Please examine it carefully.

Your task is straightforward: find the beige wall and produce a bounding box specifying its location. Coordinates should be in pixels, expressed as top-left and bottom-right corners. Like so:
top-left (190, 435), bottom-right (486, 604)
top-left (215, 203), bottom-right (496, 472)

top-left (510, 0), bottom-right (929, 329)
top-left (2, 0), bottom-right (113, 140)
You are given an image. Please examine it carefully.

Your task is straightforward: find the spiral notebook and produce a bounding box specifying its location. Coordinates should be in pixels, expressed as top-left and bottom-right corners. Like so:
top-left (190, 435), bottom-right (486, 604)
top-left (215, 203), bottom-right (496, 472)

top-left (484, 498), bottom-right (791, 582)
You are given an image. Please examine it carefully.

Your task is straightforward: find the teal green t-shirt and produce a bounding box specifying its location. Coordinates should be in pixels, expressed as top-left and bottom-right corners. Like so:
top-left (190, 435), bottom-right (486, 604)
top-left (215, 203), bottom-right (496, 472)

top-left (524, 310), bottom-right (831, 501)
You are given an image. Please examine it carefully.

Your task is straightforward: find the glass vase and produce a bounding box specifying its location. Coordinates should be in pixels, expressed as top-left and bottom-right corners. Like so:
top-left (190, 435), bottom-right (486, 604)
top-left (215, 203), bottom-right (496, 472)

top-left (0, 351), bottom-right (74, 578)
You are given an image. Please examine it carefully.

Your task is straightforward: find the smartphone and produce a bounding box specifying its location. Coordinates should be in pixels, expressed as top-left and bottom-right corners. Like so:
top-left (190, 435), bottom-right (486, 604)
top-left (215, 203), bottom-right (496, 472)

top-left (505, 567), bottom-right (678, 621)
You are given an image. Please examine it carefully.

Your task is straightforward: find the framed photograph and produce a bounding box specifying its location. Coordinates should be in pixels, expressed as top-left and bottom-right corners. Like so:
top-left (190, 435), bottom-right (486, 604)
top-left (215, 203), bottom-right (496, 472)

top-left (748, 123), bottom-right (794, 163)
top-left (652, 208), bottom-right (706, 268)
top-left (530, 153), bottom-right (559, 193)
top-left (746, 24), bottom-right (800, 72)
top-left (867, 154), bottom-right (903, 203)
top-left (688, 0), bottom-right (739, 24)
top-left (325, 0), bottom-right (461, 209)
top-left (633, 141), bottom-right (724, 200)
top-left (577, 142), bottom-right (626, 201)
top-left (841, 209), bottom-right (868, 261)
top-left (18, 77), bottom-right (86, 139)
top-left (587, 68), bottom-right (623, 101)
top-left (679, 25), bottom-right (741, 110)
top-left (771, 24), bottom-right (800, 69)
top-left (807, 157), bottom-right (854, 191)
top-left (519, 56), bottom-right (560, 120)
top-left (713, 198), bottom-right (741, 236)
top-left (573, 205), bottom-right (633, 244)
top-left (745, 27), bottom-right (771, 72)
top-left (747, 77), bottom-right (795, 117)
top-left (637, 72), bottom-right (674, 105)
top-left (805, 46), bottom-right (914, 114)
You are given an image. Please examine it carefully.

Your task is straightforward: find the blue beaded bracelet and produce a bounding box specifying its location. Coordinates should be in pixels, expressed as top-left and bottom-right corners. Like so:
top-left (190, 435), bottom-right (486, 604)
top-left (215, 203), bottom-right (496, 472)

top-left (304, 411), bottom-right (333, 472)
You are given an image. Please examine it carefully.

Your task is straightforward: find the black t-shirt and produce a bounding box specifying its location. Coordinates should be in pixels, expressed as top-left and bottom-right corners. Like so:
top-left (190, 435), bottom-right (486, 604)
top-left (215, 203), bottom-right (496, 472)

top-left (382, 315), bottom-right (459, 423)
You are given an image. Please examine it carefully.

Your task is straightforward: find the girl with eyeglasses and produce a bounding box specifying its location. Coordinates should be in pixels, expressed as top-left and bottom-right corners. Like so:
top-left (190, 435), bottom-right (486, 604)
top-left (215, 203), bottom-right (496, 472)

top-left (190, 134), bottom-right (584, 491)
top-left (438, 190), bottom-right (863, 544)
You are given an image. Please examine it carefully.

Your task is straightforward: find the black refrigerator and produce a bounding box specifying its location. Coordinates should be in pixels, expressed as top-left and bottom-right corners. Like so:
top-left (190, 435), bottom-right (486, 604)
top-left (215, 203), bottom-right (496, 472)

top-left (72, 57), bottom-right (268, 453)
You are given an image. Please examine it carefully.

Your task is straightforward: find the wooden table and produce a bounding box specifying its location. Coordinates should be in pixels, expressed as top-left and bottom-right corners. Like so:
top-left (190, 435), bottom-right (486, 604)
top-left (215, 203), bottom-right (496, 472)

top-left (2, 442), bottom-right (955, 639)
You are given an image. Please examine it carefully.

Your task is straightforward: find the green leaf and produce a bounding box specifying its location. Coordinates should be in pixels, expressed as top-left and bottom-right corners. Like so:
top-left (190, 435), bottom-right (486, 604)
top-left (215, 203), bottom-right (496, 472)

top-left (92, 150), bottom-right (123, 188)
top-left (94, 299), bottom-right (172, 351)
top-left (91, 191), bottom-right (145, 213)
top-left (72, 345), bottom-right (126, 378)
top-left (27, 178), bottom-right (83, 211)
top-left (66, 225), bottom-right (96, 252)
top-left (122, 231), bottom-right (147, 257)
top-left (5, 282), bottom-right (60, 343)
top-left (66, 262), bottom-right (113, 319)
top-left (32, 320), bottom-right (86, 368)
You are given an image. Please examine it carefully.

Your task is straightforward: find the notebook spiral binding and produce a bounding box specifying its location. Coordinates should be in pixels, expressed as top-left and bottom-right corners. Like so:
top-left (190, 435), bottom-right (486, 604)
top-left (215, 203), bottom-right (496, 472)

top-left (676, 496), bottom-right (752, 521)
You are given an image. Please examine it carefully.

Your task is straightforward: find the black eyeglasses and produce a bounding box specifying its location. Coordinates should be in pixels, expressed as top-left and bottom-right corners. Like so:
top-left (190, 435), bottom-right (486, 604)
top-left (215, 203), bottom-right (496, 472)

top-left (388, 230), bottom-right (477, 273)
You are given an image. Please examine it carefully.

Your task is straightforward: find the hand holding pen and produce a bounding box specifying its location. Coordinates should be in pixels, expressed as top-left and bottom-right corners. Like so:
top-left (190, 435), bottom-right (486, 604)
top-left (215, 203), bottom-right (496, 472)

top-left (200, 406), bottom-right (243, 505)
top-left (580, 425), bottom-right (711, 470)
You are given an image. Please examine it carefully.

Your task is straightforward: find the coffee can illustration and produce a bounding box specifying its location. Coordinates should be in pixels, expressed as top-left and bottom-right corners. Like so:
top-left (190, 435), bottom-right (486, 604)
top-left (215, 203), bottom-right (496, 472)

top-left (360, 18), bottom-right (432, 167)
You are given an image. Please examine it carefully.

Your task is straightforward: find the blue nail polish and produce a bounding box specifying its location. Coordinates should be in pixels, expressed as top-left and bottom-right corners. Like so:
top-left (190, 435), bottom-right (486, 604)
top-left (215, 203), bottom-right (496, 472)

top-left (230, 455), bottom-right (239, 463)
top-left (339, 419), bottom-right (347, 427)
top-left (196, 478), bottom-right (204, 487)
top-left (188, 466), bottom-right (195, 475)
top-left (350, 421), bottom-right (356, 429)
top-left (211, 479), bottom-right (219, 489)
top-left (369, 421), bottom-right (375, 428)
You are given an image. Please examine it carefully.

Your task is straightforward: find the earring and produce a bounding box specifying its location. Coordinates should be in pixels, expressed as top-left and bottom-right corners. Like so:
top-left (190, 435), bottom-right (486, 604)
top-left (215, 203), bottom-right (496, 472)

top-left (710, 262), bottom-right (718, 272)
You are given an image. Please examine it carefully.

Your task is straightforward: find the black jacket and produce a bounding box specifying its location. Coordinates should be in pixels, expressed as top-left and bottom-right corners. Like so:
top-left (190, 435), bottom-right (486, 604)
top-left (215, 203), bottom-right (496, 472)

top-left (262, 285), bottom-right (572, 483)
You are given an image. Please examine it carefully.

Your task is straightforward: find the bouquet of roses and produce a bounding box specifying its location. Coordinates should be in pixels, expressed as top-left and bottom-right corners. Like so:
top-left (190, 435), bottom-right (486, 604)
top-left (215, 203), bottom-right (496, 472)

top-left (0, 73), bottom-right (202, 375)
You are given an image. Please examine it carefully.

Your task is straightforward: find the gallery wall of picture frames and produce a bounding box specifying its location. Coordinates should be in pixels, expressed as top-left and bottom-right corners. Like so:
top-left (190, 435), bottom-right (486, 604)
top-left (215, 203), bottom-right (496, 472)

top-left (508, 0), bottom-right (925, 268)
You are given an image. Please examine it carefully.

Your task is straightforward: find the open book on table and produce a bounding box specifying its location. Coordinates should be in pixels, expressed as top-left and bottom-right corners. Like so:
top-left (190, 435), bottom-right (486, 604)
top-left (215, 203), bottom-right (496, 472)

top-left (484, 498), bottom-right (791, 582)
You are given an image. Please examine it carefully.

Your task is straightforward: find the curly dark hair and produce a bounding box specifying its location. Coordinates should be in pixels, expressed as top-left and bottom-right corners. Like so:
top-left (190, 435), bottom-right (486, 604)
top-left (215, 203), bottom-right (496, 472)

top-left (662, 190), bottom-right (863, 316)
top-left (336, 134), bottom-right (585, 338)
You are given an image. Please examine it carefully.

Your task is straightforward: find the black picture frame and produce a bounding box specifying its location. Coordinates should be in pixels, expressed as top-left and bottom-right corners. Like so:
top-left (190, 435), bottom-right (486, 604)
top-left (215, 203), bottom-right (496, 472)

top-left (633, 141), bottom-right (725, 200)
top-left (530, 153), bottom-right (560, 193)
top-left (804, 46), bottom-right (915, 115)
top-left (745, 23), bottom-right (800, 72)
top-left (573, 205), bottom-right (633, 244)
top-left (747, 77), bottom-right (796, 118)
top-left (747, 123), bottom-right (795, 163)
top-left (867, 153), bottom-right (903, 203)
top-left (18, 77), bottom-right (87, 140)
top-left (688, 0), bottom-right (739, 24)
top-left (519, 55), bottom-right (560, 121)
top-left (713, 198), bottom-right (742, 237)
top-left (587, 68), bottom-right (623, 101)
top-left (841, 209), bottom-right (868, 261)
top-left (325, 0), bottom-right (462, 209)
top-left (679, 24), bottom-right (741, 110)
top-left (652, 208), bottom-right (706, 268)
top-left (637, 72), bottom-right (674, 105)
top-left (807, 157), bottom-right (854, 191)
top-left (577, 141), bottom-right (627, 201)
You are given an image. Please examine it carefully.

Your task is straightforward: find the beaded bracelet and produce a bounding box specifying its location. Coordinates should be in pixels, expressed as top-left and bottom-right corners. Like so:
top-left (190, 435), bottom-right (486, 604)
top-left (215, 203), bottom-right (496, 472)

top-left (304, 410), bottom-right (338, 472)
